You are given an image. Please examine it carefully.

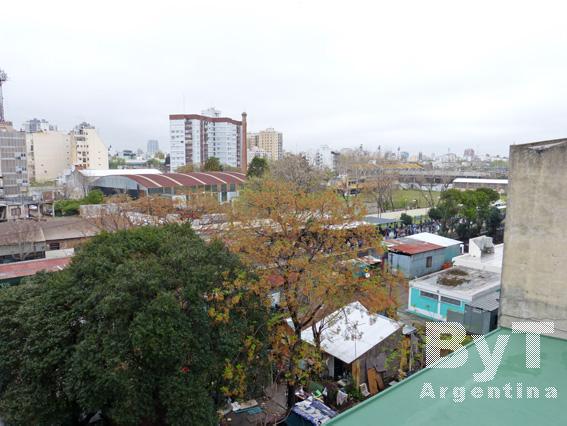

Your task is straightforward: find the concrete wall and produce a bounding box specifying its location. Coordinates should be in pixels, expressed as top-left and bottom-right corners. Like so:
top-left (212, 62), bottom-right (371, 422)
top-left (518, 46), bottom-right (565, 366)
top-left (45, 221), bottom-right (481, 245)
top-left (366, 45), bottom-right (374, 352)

top-left (500, 139), bottom-right (567, 339)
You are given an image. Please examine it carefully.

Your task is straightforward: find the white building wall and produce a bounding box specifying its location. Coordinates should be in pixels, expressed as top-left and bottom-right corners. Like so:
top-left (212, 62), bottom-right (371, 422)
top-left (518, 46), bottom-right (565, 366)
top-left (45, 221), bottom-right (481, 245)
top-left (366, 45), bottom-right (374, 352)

top-left (170, 119), bottom-right (186, 171)
top-left (26, 131), bottom-right (73, 182)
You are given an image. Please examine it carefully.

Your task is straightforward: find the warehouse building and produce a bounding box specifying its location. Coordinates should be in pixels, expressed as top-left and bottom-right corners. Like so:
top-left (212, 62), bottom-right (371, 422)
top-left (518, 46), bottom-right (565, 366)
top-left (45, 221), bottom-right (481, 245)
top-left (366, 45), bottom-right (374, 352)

top-left (91, 171), bottom-right (246, 202)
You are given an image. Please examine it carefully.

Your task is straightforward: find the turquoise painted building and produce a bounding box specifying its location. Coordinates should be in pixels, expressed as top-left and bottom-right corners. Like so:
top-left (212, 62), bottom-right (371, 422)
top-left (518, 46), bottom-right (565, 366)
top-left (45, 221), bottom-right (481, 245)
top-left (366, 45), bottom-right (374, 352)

top-left (407, 266), bottom-right (500, 322)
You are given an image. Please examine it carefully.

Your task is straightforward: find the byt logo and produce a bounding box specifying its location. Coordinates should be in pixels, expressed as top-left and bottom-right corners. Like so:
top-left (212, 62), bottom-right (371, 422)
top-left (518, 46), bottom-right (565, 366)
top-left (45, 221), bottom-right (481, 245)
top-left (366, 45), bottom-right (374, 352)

top-left (426, 321), bottom-right (554, 382)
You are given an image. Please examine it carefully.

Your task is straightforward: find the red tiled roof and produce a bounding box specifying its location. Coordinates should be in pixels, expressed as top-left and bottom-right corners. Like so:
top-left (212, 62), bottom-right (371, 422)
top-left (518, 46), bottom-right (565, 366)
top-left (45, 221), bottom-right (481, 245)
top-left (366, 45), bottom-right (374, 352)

top-left (387, 242), bottom-right (443, 255)
top-left (0, 257), bottom-right (72, 280)
top-left (121, 171), bottom-right (246, 189)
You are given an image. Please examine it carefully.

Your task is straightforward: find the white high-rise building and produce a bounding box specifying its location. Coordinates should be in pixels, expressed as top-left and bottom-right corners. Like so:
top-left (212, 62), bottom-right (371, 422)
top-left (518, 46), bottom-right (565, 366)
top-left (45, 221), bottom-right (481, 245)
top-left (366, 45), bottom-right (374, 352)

top-left (169, 108), bottom-right (247, 172)
top-left (69, 122), bottom-right (109, 170)
top-left (307, 145), bottom-right (334, 170)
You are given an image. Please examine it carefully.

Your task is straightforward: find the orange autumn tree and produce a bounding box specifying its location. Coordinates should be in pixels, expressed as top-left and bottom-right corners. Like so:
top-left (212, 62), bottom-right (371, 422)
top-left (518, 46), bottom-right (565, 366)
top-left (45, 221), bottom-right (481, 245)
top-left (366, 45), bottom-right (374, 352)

top-left (227, 178), bottom-right (406, 408)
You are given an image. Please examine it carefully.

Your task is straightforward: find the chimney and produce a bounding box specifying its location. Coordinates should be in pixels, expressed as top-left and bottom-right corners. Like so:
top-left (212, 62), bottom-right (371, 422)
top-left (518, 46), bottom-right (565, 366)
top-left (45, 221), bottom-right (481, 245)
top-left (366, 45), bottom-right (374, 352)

top-left (241, 112), bottom-right (247, 173)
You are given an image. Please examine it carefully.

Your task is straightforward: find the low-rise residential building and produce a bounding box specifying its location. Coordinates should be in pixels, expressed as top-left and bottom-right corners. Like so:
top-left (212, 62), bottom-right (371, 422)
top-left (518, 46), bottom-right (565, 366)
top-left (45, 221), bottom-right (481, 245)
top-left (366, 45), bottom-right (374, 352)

top-left (0, 217), bottom-right (98, 263)
top-left (407, 266), bottom-right (500, 330)
top-left (386, 233), bottom-right (462, 278)
top-left (408, 236), bottom-right (503, 332)
top-left (453, 235), bottom-right (503, 273)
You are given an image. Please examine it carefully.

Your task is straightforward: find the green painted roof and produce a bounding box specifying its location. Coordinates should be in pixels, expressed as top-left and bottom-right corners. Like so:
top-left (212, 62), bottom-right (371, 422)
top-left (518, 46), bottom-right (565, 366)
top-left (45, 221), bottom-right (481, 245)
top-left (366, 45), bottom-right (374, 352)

top-left (329, 328), bottom-right (567, 425)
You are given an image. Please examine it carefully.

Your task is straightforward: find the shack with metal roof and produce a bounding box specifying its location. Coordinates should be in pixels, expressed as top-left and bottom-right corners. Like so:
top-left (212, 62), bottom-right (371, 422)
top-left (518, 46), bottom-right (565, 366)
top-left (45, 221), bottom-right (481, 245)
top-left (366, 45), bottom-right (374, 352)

top-left (385, 233), bottom-right (462, 278)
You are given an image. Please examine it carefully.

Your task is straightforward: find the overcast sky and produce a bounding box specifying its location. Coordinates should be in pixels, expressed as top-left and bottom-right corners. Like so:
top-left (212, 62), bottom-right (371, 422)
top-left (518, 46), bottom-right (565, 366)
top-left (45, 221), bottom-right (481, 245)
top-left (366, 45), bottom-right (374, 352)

top-left (2, 0), bottom-right (567, 156)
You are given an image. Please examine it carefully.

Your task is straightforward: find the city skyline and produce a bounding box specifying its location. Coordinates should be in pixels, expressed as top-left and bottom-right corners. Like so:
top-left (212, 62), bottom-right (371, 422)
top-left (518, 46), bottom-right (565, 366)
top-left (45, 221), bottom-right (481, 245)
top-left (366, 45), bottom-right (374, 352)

top-left (3, 1), bottom-right (567, 157)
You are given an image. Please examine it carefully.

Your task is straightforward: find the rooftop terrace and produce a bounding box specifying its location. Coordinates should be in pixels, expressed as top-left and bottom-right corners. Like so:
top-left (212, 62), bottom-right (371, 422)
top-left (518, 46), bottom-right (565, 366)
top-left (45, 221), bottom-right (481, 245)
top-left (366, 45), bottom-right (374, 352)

top-left (329, 328), bottom-right (567, 426)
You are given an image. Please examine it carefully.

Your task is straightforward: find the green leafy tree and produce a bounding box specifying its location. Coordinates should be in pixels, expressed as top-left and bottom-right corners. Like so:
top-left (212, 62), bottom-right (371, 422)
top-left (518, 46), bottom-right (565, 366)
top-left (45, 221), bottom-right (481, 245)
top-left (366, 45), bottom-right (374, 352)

top-left (146, 157), bottom-right (162, 168)
top-left (246, 157), bottom-right (269, 178)
top-left (486, 206), bottom-right (503, 238)
top-left (176, 164), bottom-right (196, 173)
top-left (400, 212), bottom-right (413, 226)
top-left (428, 206), bottom-right (442, 221)
top-left (54, 190), bottom-right (104, 216)
top-left (82, 189), bottom-right (104, 205)
top-left (0, 224), bottom-right (269, 425)
top-left (203, 157), bottom-right (223, 172)
top-left (434, 188), bottom-right (501, 239)
top-left (109, 156), bottom-right (126, 169)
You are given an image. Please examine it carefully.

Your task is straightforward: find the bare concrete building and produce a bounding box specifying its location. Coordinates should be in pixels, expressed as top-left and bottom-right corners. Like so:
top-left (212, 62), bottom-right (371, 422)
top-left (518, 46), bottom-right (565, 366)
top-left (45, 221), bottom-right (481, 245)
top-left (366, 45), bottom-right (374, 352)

top-left (500, 138), bottom-right (567, 339)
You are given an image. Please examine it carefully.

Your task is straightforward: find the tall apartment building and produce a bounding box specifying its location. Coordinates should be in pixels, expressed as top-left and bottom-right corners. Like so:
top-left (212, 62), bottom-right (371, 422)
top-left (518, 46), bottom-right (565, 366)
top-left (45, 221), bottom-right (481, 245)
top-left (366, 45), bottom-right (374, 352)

top-left (169, 108), bottom-right (247, 172)
top-left (147, 139), bottom-right (159, 158)
top-left (22, 118), bottom-right (57, 133)
top-left (0, 122), bottom-right (28, 197)
top-left (247, 128), bottom-right (283, 161)
top-left (25, 130), bottom-right (73, 183)
top-left (69, 122), bottom-right (109, 170)
top-left (308, 145), bottom-right (334, 170)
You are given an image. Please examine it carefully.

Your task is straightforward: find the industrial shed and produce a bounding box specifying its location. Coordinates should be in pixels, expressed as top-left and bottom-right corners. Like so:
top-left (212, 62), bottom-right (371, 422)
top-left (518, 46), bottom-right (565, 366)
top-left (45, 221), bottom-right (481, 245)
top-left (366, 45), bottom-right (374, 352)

top-left (91, 171), bottom-right (246, 202)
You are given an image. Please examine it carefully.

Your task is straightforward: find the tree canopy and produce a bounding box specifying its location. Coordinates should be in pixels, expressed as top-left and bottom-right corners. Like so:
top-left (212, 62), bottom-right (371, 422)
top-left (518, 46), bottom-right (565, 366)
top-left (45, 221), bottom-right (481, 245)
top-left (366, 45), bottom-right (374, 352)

top-left (246, 157), bottom-right (269, 178)
top-left (203, 157), bottom-right (223, 172)
top-left (226, 178), bottom-right (405, 408)
top-left (0, 224), bottom-right (268, 425)
top-left (270, 153), bottom-right (327, 192)
top-left (430, 188), bottom-right (501, 239)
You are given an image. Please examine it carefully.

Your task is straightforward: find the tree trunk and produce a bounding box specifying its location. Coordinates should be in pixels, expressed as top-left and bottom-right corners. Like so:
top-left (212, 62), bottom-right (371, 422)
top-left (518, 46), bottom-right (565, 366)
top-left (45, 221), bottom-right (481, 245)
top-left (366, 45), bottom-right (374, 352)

top-left (286, 382), bottom-right (296, 409)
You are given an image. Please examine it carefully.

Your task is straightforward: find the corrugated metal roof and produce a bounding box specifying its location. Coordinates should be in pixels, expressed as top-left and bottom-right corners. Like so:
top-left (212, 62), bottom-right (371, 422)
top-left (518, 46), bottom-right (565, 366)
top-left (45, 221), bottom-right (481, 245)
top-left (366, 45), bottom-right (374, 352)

top-left (79, 169), bottom-right (162, 177)
top-left (388, 241), bottom-right (444, 255)
top-left (407, 232), bottom-right (462, 247)
top-left (118, 171), bottom-right (246, 189)
top-left (470, 292), bottom-right (500, 311)
top-left (0, 257), bottom-right (72, 280)
top-left (298, 301), bottom-right (401, 364)
top-left (453, 178), bottom-right (508, 184)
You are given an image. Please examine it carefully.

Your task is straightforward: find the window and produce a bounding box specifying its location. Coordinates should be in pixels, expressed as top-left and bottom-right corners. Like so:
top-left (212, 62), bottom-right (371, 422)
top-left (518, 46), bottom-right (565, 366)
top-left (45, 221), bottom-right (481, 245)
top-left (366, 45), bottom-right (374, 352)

top-left (49, 242), bottom-right (61, 250)
top-left (420, 290), bottom-right (438, 300)
top-left (10, 207), bottom-right (21, 216)
top-left (441, 296), bottom-right (461, 306)
top-left (426, 256), bottom-right (433, 268)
